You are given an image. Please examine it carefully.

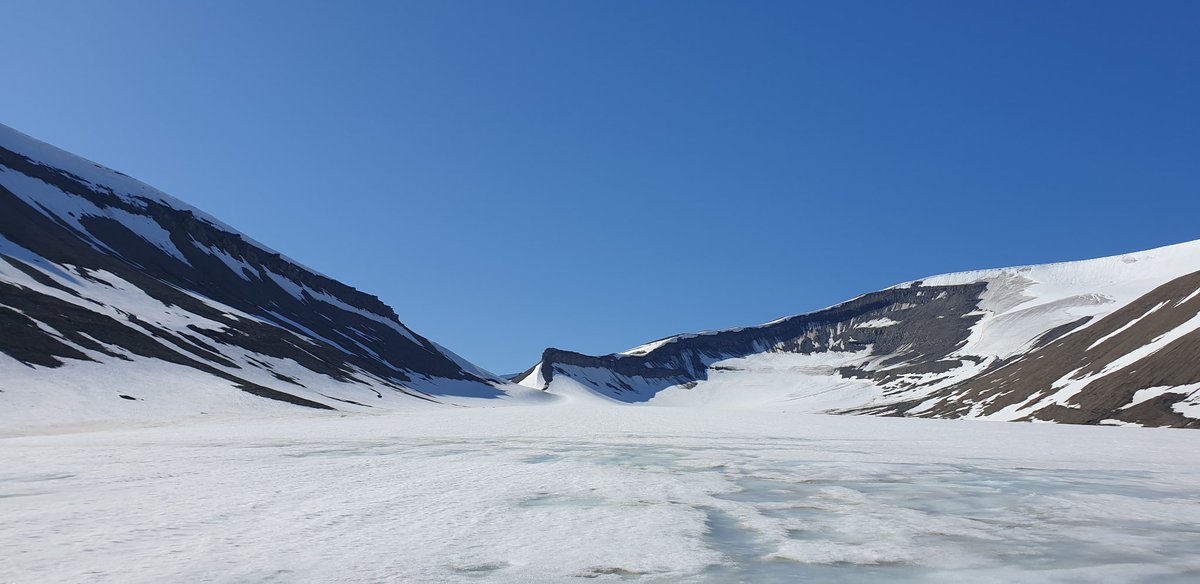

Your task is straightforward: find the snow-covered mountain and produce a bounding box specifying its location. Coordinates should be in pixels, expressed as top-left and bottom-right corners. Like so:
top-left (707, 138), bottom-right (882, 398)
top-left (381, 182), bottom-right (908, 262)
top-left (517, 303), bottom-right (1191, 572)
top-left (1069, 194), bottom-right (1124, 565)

top-left (518, 240), bottom-right (1200, 427)
top-left (6, 122), bottom-right (1200, 430)
top-left (0, 123), bottom-right (545, 425)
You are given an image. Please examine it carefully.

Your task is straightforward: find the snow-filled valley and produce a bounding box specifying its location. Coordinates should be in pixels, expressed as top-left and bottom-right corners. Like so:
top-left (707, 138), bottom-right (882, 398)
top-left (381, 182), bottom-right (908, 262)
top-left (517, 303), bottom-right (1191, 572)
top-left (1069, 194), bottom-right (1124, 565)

top-left (3, 404), bottom-right (1200, 583)
top-left (5, 119), bottom-right (1200, 584)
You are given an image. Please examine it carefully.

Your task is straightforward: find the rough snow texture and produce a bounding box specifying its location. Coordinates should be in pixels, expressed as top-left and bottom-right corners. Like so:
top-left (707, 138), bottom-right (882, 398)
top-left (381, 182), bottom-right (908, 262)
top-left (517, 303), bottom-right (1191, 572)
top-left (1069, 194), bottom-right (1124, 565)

top-left (3, 406), bottom-right (1200, 583)
top-left (526, 240), bottom-right (1200, 427)
top-left (0, 123), bottom-right (546, 429)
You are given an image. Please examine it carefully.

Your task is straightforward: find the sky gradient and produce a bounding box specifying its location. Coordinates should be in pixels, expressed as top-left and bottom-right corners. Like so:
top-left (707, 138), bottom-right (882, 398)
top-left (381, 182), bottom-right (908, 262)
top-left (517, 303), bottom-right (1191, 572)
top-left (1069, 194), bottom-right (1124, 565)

top-left (3, 1), bottom-right (1199, 373)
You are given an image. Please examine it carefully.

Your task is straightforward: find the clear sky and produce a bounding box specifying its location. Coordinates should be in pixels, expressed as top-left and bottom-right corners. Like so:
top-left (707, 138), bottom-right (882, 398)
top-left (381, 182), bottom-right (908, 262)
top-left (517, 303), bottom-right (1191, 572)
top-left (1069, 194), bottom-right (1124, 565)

top-left (3, 1), bottom-right (1198, 374)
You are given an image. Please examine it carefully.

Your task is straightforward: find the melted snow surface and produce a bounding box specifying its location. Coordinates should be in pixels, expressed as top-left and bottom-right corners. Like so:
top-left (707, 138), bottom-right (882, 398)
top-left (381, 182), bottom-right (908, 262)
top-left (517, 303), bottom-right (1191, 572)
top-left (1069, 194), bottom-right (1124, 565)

top-left (3, 406), bottom-right (1200, 583)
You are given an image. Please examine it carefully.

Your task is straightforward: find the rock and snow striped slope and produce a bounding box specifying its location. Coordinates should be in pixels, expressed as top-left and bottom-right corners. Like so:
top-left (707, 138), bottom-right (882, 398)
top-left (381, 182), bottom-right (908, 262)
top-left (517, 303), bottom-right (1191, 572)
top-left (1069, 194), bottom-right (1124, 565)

top-left (5, 121), bottom-right (1199, 429)
top-left (520, 239), bottom-right (1200, 427)
top-left (0, 123), bottom-right (545, 428)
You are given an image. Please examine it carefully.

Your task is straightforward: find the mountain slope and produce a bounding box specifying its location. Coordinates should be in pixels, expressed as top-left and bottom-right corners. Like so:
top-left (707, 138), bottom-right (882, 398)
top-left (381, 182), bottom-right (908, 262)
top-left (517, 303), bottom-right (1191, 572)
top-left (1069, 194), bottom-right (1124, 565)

top-left (0, 123), bottom-right (542, 425)
top-left (518, 240), bottom-right (1200, 427)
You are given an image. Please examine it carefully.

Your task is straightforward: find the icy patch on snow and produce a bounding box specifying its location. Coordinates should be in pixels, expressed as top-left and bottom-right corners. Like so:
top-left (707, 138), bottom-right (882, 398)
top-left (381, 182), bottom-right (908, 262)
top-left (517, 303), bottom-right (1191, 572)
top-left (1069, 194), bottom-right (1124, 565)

top-left (2, 407), bottom-right (1199, 583)
top-left (959, 293), bottom-right (1111, 360)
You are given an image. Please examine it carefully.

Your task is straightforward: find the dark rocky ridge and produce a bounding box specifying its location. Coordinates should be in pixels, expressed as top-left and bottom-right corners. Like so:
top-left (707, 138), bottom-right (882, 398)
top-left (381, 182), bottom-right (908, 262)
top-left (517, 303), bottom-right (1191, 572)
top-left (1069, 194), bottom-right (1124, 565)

top-left (531, 254), bottom-right (1200, 427)
top-left (537, 283), bottom-right (988, 400)
top-left (0, 124), bottom-right (504, 410)
top-left (862, 271), bottom-right (1200, 428)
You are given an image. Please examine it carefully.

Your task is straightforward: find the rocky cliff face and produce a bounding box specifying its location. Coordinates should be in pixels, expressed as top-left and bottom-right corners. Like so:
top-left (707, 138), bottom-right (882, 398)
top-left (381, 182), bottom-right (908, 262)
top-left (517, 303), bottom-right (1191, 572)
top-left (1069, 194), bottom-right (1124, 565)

top-left (0, 123), bottom-right (528, 421)
top-left (867, 270), bottom-right (1200, 427)
top-left (520, 241), bottom-right (1200, 427)
top-left (531, 283), bottom-right (988, 398)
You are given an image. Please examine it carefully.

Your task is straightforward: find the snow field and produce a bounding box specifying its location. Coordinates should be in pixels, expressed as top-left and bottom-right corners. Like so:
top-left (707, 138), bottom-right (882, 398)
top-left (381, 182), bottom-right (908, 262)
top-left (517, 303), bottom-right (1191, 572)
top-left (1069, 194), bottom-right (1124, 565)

top-left (3, 405), bottom-right (1200, 583)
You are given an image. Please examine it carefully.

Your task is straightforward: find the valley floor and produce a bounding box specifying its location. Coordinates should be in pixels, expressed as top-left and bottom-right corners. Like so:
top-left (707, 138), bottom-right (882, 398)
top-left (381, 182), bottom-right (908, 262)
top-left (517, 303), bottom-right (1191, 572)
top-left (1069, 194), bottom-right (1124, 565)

top-left (3, 404), bottom-right (1200, 583)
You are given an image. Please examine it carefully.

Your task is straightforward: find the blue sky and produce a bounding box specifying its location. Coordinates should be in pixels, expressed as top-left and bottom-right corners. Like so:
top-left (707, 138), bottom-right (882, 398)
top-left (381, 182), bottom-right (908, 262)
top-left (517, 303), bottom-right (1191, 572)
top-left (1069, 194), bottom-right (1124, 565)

top-left (3, 1), bottom-right (1198, 373)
